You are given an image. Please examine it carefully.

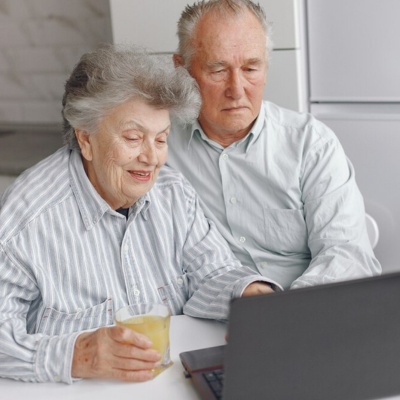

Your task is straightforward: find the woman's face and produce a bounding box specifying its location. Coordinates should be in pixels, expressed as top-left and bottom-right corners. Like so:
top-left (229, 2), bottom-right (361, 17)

top-left (76, 98), bottom-right (170, 209)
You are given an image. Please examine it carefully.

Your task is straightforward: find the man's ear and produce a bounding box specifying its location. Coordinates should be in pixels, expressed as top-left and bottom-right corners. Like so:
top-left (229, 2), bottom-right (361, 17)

top-left (75, 128), bottom-right (93, 161)
top-left (173, 54), bottom-right (185, 68)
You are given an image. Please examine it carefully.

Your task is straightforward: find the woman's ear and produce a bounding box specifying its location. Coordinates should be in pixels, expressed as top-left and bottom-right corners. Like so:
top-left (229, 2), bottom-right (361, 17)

top-left (75, 129), bottom-right (93, 161)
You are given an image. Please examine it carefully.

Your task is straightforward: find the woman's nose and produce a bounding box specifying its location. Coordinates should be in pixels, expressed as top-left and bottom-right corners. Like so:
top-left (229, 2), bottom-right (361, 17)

top-left (138, 142), bottom-right (157, 165)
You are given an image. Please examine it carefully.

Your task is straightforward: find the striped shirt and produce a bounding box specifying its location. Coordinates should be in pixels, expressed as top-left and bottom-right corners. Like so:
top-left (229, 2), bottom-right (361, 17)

top-left (167, 101), bottom-right (381, 289)
top-left (0, 147), bottom-right (265, 384)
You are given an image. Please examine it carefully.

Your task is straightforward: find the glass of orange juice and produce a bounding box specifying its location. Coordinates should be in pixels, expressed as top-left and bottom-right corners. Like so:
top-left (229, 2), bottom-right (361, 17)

top-left (115, 303), bottom-right (172, 376)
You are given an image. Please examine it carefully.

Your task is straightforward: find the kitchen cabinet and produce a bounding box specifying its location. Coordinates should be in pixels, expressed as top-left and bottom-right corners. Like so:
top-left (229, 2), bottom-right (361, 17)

top-left (109, 0), bottom-right (306, 111)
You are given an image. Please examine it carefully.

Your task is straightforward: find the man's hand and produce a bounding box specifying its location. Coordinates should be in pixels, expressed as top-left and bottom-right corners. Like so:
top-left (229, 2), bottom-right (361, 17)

top-left (242, 281), bottom-right (275, 297)
top-left (72, 326), bottom-right (161, 382)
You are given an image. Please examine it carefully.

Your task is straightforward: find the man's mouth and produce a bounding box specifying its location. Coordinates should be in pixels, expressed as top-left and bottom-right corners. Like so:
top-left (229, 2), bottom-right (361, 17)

top-left (223, 106), bottom-right (247, 112)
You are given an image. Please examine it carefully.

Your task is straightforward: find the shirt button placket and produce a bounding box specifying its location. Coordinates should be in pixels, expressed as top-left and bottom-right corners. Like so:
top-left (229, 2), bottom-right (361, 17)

top-left (122, 237), bottom-right (141, 304)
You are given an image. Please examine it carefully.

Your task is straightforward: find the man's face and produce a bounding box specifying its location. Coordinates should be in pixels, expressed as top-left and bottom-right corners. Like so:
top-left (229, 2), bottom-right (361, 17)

top-left (77, 98), bottom-right (170, 209)
top-left (188, 10), bottom-right (267, 146)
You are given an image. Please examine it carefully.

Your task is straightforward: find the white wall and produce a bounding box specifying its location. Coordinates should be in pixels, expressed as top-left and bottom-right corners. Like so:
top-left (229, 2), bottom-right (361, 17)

top-left (0, 0), bottom-right (112, 125)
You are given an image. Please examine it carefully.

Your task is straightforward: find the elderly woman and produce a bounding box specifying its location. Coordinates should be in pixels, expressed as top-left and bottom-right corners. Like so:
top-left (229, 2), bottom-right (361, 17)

top-left (0, 45), bottom-right (271, 384)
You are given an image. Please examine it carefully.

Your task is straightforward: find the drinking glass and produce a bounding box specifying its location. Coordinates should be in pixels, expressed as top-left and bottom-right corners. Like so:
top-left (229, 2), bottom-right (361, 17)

top-left (115, 303), bottom-right (172, 376)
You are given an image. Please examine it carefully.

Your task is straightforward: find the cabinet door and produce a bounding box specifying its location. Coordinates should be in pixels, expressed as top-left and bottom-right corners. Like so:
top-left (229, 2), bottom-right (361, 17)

top-left (110, 0), bottom-right (298, 51)
top-left (261, 0), bottom-right (299, 49)
top-left (265, 49), bottom-right (305, 112)
top-left (307, 0), bottom-right (400, 101)
top-left (109, 0), bottom-right (304, 111)
top-left (110, 0), bottom-right (188, 52)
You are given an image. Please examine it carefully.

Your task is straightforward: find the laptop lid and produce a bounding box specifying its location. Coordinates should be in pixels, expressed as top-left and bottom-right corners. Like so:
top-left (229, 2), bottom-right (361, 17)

top-left (180, 272), bottom-right (400, 400)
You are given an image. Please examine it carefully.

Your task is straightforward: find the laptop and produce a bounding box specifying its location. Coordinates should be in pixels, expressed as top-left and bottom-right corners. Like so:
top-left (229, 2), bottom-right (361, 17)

top-left (180, 272), bottom-right (400, 400)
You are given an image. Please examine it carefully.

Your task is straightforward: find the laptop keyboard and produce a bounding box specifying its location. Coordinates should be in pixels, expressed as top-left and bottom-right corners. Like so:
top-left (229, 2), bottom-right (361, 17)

top-left (203, 369), bottom-right (224, 399)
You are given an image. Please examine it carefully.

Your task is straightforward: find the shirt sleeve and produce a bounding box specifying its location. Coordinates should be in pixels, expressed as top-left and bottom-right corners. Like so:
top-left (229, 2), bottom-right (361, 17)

top-left (290, 129), bottom-right (381, 289)
top-left (0, 246), bottom-right (79, 384)
top-left (179, 182), bottom-right (270, 320)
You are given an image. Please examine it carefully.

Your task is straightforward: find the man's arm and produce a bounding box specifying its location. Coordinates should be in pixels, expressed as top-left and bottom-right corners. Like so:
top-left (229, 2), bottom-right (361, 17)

top-left (291, 133), bottom-right (381, 289)
top-left (179, 184), bottom-right (273, 320)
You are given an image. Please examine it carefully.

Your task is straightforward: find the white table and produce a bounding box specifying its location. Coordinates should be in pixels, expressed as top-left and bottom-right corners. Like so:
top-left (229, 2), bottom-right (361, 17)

top-left (2, 315), bottom-right (400, 400)
top-left (0, 315), bottom-right (227, 400)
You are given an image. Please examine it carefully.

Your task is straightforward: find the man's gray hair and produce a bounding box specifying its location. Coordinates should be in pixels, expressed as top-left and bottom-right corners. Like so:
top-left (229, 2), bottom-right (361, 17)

top-left (176, 0), bottom-right (274, 68)
top-left (62, 44), bottom-right (201, 150)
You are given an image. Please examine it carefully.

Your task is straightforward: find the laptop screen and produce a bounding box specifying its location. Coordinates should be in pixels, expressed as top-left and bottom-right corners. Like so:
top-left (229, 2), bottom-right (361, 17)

top-left (181, 272), bottom-right (400, 400)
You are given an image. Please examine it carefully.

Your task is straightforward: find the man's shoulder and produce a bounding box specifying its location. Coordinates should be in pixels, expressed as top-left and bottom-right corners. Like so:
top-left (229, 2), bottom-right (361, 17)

top-left (263, 101), bottom-right (336, 141)
top-left (264, 101), bottom-right (310, 127)
top-left (263, 101), bottom-right (327, 129)
top-left (0, 147), bottom-right (72, 241)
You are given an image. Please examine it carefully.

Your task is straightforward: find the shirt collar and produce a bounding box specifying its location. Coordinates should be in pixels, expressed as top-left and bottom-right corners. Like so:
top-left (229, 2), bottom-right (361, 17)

top-left (68, 150), bottom-right (150, 230)
top-left (188, 105), bottom-right (265, 153)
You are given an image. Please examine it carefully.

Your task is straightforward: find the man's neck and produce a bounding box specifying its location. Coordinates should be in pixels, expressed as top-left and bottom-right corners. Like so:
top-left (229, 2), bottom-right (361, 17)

top-left (198, 122), bottom-right (252, 148)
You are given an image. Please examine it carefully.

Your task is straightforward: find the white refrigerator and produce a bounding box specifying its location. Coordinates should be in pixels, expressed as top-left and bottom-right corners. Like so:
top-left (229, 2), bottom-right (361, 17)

top-left (305, 0), bottom-right (400, 272)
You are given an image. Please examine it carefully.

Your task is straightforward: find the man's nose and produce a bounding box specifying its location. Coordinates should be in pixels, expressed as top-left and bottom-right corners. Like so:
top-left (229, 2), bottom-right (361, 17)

top-left (225, 70), bottom-right (245, 99)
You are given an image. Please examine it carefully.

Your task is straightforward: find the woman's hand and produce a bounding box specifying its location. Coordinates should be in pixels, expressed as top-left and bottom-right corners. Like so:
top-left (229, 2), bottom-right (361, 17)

top-left (72, 325), bottom-right (161, 382)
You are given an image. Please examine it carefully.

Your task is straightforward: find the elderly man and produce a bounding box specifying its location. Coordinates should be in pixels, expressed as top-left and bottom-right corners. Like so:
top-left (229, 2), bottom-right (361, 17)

top-left (167, 0), bottom-right (381, 290)
top-left (0, 44), bottom-right (271, 384)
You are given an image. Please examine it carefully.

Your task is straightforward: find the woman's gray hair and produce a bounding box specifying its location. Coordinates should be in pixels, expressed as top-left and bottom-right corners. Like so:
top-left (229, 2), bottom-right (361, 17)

top-left (62, 44), bottom-right (201, 150)
top-left (176, 0), bottom-right (274, 69)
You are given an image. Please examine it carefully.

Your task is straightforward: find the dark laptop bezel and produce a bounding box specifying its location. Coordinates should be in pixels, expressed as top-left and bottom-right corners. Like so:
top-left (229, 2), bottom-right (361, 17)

top-left (180, 272), bottom-right (400, 400)
top-left (223, 272), bottom-right (400, 400)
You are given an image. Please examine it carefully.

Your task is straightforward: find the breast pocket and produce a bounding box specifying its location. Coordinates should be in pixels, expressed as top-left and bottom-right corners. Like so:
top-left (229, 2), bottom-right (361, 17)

top-left (263, 208), bottom-right (309, 255)
top-left (157, 274), bottom-right (188, 315)
top-left (37, 298), bottom-right (114, 336)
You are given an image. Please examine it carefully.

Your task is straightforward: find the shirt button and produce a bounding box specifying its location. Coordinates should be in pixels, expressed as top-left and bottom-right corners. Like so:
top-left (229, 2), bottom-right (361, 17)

top-left (54, 375), bottom-right (61, 382)
top-left (239, 236), bottom-right (246, 243)
top-left (222, 154), bottom-right (229, 160)
top-left (230, 197), bottom-right (237, 204)
top-left (133, 289), bottom-right (140, 297)
top-left (177, 278), bottom-right (184, 286)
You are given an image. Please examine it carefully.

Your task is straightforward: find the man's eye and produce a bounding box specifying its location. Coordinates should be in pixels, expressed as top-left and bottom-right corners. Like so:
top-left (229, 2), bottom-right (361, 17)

top-left (244, 66), bottom-right (259, 72)
top-left (210, 69), bottom-right (227, 82)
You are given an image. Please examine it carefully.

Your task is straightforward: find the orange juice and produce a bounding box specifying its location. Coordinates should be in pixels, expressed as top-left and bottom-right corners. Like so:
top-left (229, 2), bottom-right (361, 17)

top-left (116, 314), bottom-right (170, 357)
top-left (115, 303), bottom-right (173, 375)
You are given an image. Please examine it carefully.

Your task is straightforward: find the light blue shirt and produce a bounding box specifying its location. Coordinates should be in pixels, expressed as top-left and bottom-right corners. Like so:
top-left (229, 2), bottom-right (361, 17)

top-left (167, 101), bottom-right (381, 289)
top-left (0, 147), bottom-right (266, 383)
